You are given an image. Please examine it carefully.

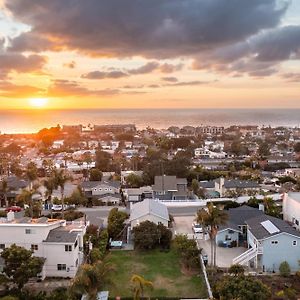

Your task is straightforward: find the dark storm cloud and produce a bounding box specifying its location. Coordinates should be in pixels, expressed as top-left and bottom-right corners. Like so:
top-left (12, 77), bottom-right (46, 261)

top-left (5, 0), bottom-right (288, 58)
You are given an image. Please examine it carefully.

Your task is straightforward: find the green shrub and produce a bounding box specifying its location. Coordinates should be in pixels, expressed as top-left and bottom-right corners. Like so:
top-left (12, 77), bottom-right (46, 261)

top-left (279, 261), bottom-right (291, 277)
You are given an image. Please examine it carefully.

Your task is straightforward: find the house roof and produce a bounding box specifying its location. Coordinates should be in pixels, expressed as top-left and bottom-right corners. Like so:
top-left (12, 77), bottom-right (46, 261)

top-left (219, 205), bottom-right (264, 231)
top-left (81, 180), bottom-right (120, 189)
top-left (4, 176), bottom-right (29, 190)
top-left (246, 214), bottom-right (300, 240)
top-left (44, 228), bottom-right (78, 243)
top-left (152, 176), bottom-right (187, 192)
top-left (200, 178), bottom-right (260, 189)
top-left (129, 198), bottom-right (169, 222)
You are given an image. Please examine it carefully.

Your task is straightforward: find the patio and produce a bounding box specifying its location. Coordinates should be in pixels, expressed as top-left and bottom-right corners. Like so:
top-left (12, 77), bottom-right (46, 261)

top-left (197, 240), bottom-right (247, 268)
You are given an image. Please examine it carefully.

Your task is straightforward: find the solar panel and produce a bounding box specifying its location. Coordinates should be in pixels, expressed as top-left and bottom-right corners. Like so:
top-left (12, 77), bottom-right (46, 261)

top-left (261, 220), bottom-right (280, 234)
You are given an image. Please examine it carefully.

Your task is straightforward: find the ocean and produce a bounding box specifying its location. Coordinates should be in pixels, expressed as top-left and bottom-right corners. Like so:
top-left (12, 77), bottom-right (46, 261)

top-left (0, 108), bottom-right (299, 134)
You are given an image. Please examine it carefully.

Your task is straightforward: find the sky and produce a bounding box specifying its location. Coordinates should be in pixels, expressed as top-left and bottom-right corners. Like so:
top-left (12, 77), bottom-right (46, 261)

top-left (0, 0), bottom-right (300, 110)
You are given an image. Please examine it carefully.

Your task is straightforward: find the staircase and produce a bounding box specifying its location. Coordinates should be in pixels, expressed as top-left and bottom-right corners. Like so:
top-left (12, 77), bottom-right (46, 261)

top-left (232, 247), bottom-right (259, 266)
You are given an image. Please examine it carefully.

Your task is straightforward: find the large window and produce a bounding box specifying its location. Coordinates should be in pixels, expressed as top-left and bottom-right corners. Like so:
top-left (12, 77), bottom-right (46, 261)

top-left (0, 244), bottom-right (5, 249)
top-left (57, 264), bottom-right (66, 271)
top-left (65, 245), bottom-right (72, 252)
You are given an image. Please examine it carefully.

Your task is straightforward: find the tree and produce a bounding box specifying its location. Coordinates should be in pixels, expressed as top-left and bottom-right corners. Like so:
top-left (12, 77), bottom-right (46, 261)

top-left (279, 261), bottom-right (291, 277)
top-left (0, 179), bottom-right (9, 207)
top-left (26, 162), bottom-right (38, 189)
top-left (173, 234), bottom-right (201, 270)
top-left (1, 244), bottom-right (44, 290)
top-left (215, 275), bottom-right (271, 300)
top-left (125, 173), bottom-right (144, 188)
top-left (157, 223), bottom-right (172, 249)
top-left (258, 142), bottom-right (271, 158)
top-left (131, 274), bottom-right (153, 300)
top-left (89, 168), bottom-right (102, 181)
top-left (191, 179), bottom-right (199, 195)
top-left (70, 260), bottom-right (113, 300)
top-left (95, 150), bottom-right (112, 171)
top-left (195, 203), bottom-right (228, 267)
top-left (43, 177), bottom-right (55, 218)
top-left (52, 169), bottom-right (71, 219)
top-left (228, 264), bottom-right (244, 276)
top-left (133, 221), bottom-right (159, 250)
top-left (16, 187), bottom-right (41, 218)
top-left (107, 208), bottom-right (128, 240)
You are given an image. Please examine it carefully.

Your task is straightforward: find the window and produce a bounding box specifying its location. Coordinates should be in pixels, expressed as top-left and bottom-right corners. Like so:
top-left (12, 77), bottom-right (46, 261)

top-left (31, 244), bottom-right (38, 251)
top-left (74, 239), bottom-right (78, 249)
top-left (293, 240), bottom-right (297, 246)
top-left (296, 220), bottom-right (299, 226)
top-left (0, 244), bottom-right (5, 249)
top-left (65, 245), bottom-right (72, 252)
top-left (57, 264), bottom-right (66, 271)
top-left (25, 229), bottom-right (31, 234)
top-left (271, 240), bottom-right (278, 245)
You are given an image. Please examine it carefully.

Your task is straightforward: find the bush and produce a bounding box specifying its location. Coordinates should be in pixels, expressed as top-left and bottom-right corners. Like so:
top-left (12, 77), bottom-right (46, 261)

top-left (0, 211), bottom-right (7, 218)
top-left (279, 261), bottom-right (291, 277)
top-left (228, 264), bottom-right (244, 276)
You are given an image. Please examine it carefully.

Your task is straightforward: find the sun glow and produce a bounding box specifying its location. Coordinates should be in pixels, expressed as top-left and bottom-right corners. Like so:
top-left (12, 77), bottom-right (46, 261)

top-left (29, 98), bottom-right (48, 108)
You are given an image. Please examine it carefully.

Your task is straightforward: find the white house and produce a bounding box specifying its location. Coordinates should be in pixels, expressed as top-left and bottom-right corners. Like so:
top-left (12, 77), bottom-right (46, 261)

top-left (0, 213), bottom-right (87, 279)
top-left (129, 199), bottom-right (169, 228)
top-left (283, 192), bottom-right (300, 230)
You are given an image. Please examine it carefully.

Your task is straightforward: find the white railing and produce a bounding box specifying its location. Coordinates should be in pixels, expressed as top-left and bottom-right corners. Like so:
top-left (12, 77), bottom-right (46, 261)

top-left (232, 247), bottom-right (257, 265)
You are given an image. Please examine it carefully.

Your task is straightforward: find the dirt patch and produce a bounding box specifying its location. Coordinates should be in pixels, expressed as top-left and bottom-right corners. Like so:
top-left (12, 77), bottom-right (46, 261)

top-left (153, 275), bottom-right (174, 290)
top-left (180, 262), bottom-right (200, 276)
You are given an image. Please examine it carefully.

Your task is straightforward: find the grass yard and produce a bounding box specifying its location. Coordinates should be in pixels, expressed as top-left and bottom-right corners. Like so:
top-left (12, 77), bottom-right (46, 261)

top-left (104, 248), bottom-right (208, 298)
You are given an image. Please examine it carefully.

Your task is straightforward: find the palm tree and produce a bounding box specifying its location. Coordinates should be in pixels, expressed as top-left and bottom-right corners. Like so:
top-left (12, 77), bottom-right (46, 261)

top-left (196, 203), bottom-right (228, 267)
top-left (43, 177), bottom-right (55, 218)
top-left (26, 162), bottom-right (38, 190)
top-left (52, 169), bottom-right (71, 219)
top-left (131, 274), bottom-right (153, 300)
top-left (70, 260), bottom-right (114, 300)
top-left (16, 185), bottom-right (41, 217)
top-left (0, 179), bottom-right (9, 207)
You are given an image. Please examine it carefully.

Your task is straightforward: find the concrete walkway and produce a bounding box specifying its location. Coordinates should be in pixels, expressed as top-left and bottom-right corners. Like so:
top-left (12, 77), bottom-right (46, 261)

top-left (198, 240), bottom-right (246, 268)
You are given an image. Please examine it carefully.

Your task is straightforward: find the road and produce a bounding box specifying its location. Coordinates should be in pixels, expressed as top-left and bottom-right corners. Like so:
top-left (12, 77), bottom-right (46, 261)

top-left (168, 205), bottom-right (204, 216)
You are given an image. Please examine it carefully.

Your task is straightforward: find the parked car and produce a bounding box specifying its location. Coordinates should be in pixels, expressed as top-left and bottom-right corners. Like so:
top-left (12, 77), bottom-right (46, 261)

top-left (5, 206), bottom-right (22, 212)
top-left (52, 204), bottom-right (63, 211)
top-left (192, 222), bottom-right (203, 234)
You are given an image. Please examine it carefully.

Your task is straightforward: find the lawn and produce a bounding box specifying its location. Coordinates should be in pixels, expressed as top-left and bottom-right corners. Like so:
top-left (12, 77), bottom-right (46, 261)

top-left (104, 248), bottom-right (208, 298)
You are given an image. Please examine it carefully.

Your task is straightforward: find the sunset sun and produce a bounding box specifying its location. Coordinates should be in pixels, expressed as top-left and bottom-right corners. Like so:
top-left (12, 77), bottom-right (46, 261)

top-left (29, 98), bottom-right (48, 108)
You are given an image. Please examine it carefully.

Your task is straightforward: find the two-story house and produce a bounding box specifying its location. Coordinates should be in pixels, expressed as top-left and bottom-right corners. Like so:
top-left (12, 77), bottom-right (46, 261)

top-left (152, 175), bottom-right (188, 200)
top-left (81, 180), bottom-right (121, 205)
top-left (283, 192), bottom-right (300, 230)
top-left (0, 213), bottom-right (87, 279)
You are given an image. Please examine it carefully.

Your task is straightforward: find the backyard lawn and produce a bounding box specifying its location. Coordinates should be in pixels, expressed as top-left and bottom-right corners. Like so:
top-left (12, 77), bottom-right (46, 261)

top-left (104, 248), bottom-right (208, 298)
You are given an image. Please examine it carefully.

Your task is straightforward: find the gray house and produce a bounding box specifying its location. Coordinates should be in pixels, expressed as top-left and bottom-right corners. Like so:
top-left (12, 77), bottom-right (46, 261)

top-left (233, 214), bottom-right (300, 272)
top-left (152, 176), bottom-right (188, 200)
top-left (216, 206), bottom-right (264, 247)
top-left (199, 177), bottom-right (260, 197)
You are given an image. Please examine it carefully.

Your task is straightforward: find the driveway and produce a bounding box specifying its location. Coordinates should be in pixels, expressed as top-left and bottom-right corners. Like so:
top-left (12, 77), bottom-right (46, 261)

top-left (197, 240), bottom-right (247, 268)
top-left (173, 216), bottom-right (195, 235)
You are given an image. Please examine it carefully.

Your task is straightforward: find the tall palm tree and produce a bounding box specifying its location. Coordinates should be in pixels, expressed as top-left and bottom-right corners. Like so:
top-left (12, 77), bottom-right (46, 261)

top-left (26, 162), bottom-right (38, 190)
top-left (0, 179), bottom-right (9, 207)
top-left (16, 185), bottom-right (41, 218)
top-left (43, 177), bottom-right (55, 218)
top-left (70, 260), bottom-right (114, 300)
top-left (52, 169), bottom-right (71, 219)
top-left (131, 274), bottom-right (153, 300)
top-left (196, 203), bottom-right (228, 267)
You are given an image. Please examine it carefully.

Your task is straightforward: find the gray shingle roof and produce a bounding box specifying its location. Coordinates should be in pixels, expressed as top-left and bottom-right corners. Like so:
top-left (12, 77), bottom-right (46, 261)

top-left (81, 180), bottom-right (120, 189)
top-left (246, 214), bottom-right (300, 240)
top-left (130, 199), bottom-right (169, 222)
top-left (44, 228), bottom-right (78, 243)
top-left (153, 176), bottom-right (186, 192)
top-left (200, 179), bottom-right (260, 189)
top-left (219, 206), bottom-right (264, 231)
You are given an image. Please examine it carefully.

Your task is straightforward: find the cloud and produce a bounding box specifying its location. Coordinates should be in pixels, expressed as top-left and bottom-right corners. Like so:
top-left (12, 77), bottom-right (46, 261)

top-left (63, 61), bottom-right (76, 69)
top-left (0, 53), bottom-right (47, 76)
top-left (192, 25), bottom-right (300, 77)
top-left (165, 80), bottom-right (210, 87)
top-left (46, 79), bottom-right (146, 97)
top-left (81, 70), bottom-right (128, 79)
top-left (161, 76), bottom-right (178, 82)
top-left (281, 73), bottom-right (300, 82)
top-left (81, 61), bottom-right (183, 79)
top-left (6, 0), bottom-right (288, 59)
top-left (0, 81), bottom-right (44, 98)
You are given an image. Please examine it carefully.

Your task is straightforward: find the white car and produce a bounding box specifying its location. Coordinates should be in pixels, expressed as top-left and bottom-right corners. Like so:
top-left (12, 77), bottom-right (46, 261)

top-left (52, 204), bottom-right (63, 211)
top-left (193, 223), bottom-right (203, 234)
